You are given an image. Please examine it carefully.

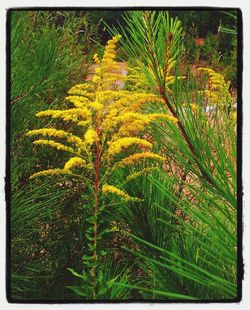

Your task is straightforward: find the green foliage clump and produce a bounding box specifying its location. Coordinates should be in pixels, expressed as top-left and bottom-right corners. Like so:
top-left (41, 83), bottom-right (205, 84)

top-left (10, 10), bottom-right (99, 301)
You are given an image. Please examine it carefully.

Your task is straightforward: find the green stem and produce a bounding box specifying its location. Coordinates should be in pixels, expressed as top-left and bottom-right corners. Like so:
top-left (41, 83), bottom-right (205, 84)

top-left (159, 88), bottom-right (222, 189)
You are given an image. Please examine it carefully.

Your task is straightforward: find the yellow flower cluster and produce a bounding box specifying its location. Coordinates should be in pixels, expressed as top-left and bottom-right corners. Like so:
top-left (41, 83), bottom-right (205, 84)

top-left (132, 95), bottom-right (166, 111)
top-left (182, 103), bottom-right (199, 113)
top-left (27, 35), bottom-right (177, 205)
top-left (64, 157), bottom-right (86, 170)
top-left (36, 107), bottom-right (91, 122)
top-left (66, 136), bottom-right (85, 147)
top-left (65, 95), bottom-right (90, 108)
top-left (146, 113), bottom-right (178, 123)
top-left (110, 93), bottom-right (164, 111)
top-left (65, 94), bottom-right (104, 113)
top-left (127, 60), bottom-right (185, 92)
top-left (67, 83), bottom-right (89, 96)
top-left (113, 112), bottom-right (177, 127)
top-left (33, 139), bottom-right (75, 153)
top-left (30, 168), bottom-right (71, 179)
top-left (125, 167), bottom-right (158, 182)
top-left (67, 83), bottom-right (95, 101)
top-left (198, 68), bottom-right (232, 107)
top-left (231, 111), bottom-right (237, 125)
top-left (108, 137), bottom-right (153, 157)
top-left (26, 128), bottom-right (85, 147)
top-left (102, 35), bottom-right (121, 64)
top-left (77, 120), bottom-right (91, 127)
top-left (118, 152), bottom-right (166, 166)
top-left (27, 128), bottom-right (69, 138)
top-left (101, 94), bottom-right (169, 135)
top-left (88, 101), bottom-right (103, 111)
top-left (102, 184), bottom-right (140, 202)
top-left (84, 129), bottom-right (99, 145)
top-left (93, 53), bottom-right (100, 64)
top-left (91, 35), bottom-right (124, 90)
top-left (190, 103), bottom-right (198, 113)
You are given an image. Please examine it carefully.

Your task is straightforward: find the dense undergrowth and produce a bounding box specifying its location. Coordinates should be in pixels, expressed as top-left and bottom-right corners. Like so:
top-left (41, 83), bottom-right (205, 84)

top-left (9, 10), bottom-right (238, 301)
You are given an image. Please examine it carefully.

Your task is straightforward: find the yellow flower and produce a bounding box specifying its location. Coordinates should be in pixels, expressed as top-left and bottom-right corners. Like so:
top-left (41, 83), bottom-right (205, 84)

top-left (118, 152), bottom-right (166, 166)
top-left (95, 67), bottom-right (101, 74)
top-left (231, 111), bottom-right (237, 125)
top-left (126, 167), bottom-right (158, 182)
top-left (92, 75), bottom-right (100, 84)
top-left (65, 95), bottom-right (90, 108)
top-left (84, 129), bottom-right (99, 145)
top-left (33, 139), bottom-right (75, 153)
top-left (92, 35), bottom-right (123, 91)
top-left (26, 128), bottom-right (69, 139)
top-left (64, 157), bottom-right (86, 170)
top-left (198, 67), bottom-right (232, 108)
top-left (182, 103), bottom-right (198, 113)
top-left (26, 128), bottom-right (84, 147)
top-left (117, 121), bottom-right (146, 137)
top-left (108, 137), bottom-right (153, 156)
top-left (190, 103), bottom-right (198, 113)
top-left (145, 113), bottom-right (178, 123)
top-left (198, 67), bottom-right (214, 74)
top-left (89, 101), bottom-right (104, 111)
top-left (78, 120), bottom-right (91, 127)
top-left (68, 83), bottom-right (92, 96)
top-left (93, 53), bottom-right (100, 64)
top-left (66, 136), bottom-right (85, 147)
top-left (30, 168), bottom-right (71, 179)
top-left (36, 108), bottom-right (91, 122)
top-left (102, 184), bottom-right (140, 201)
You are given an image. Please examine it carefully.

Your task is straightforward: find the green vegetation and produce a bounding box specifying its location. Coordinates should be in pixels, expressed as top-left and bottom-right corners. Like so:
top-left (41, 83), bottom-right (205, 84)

top-left (9, 9), bottom-right (239, 301)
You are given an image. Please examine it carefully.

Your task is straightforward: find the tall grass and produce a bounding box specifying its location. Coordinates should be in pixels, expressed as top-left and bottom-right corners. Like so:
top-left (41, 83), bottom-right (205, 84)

top-left (10, 10), bottom-right (96, 300)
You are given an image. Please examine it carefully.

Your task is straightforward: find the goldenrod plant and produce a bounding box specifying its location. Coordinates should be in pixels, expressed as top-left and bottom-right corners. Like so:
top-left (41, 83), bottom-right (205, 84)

top-left (198, 67), bottom-right (233, 110)
top-left (26, 35), bottom-right (178, 299)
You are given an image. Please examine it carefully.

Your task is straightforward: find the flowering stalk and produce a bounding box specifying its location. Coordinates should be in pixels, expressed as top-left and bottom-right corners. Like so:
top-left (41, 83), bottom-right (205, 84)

top-left (26, 35), bottom-right (177, 299)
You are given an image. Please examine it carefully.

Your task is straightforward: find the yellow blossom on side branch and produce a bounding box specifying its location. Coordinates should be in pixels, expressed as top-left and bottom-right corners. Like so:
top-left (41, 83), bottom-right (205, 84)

top-left (102, 184), bottom-right (141, 202)
top-left (30, 168), bottom-right (72, 180)
top-left (198, 67), bottom-right (232, 108)
top-left (64, 157), bottom-right (86, 170)
top-left (108, 137), bottom-right (153, 157)
top-left (32, 139), bottom-right (75, 154)
top-left (88, 101), bottom-right (104, 111)
top-left (36, 107), bottom-right (91, 123)
top-left (125, 167), bottom-right (158, 182)
top-left (190, 103), bottom-right (198, 113)
top-left (26, 128), bottom-right (69, 139)
top-left (26, 128), bottom-right (85, 147)
top-left (118, 152), bottom-right (166, 166)
top-left (85, 129), bottom-right (99, 145)
top-left (93, 53), bottom-right (100, 64)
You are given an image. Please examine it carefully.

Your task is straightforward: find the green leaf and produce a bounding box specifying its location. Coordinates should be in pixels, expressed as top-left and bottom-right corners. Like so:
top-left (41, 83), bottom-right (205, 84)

top-left (66, 285), bottom-right (86, 297)
top-left (67, 268), bottom-right (84, 279)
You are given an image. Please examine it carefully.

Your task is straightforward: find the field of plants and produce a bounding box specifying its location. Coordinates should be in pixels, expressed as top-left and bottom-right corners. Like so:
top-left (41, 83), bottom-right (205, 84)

top-left (9, 9), bottom-right (239, 302)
